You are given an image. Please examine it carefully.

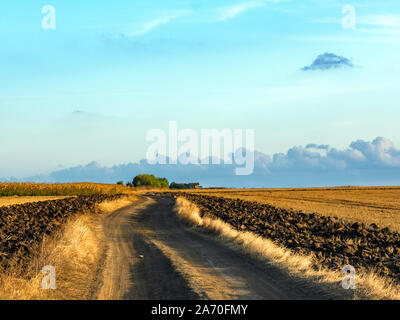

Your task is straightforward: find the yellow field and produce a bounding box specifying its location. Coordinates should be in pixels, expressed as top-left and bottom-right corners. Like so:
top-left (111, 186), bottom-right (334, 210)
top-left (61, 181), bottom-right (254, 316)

top-left (0, 196), bottom-right (70, 207)
top-left (0, 182), bottom-right (130, 197)
top-left (181, 187), bottom-right (400, 232)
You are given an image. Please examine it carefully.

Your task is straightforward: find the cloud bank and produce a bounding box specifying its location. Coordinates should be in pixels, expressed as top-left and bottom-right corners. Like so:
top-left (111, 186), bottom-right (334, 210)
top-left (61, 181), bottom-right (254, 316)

top-left (13, 137), bottom-right (400, 188)
top-left (302, 52), bottom-right (354, 71)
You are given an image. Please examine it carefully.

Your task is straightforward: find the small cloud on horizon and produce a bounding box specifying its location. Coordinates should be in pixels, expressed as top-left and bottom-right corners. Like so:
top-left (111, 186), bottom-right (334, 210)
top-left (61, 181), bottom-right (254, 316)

top-left (302, 52), bottom-right (354, 71)
top-left (59, 110), bottom-right (121, 127)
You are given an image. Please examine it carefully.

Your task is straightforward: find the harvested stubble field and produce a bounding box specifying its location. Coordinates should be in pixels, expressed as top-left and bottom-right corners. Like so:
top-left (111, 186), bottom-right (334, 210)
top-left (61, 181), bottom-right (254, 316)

top-left (0, 182), bottom-right (129, 197)
top-left (0, 196), bottom-right (69, 208)
top-left (0, 194), bottom-right (123, 269)
top-left (180, 187), bottom-right (400, 232)
top-left (168, 192), bottom-right (400, 286)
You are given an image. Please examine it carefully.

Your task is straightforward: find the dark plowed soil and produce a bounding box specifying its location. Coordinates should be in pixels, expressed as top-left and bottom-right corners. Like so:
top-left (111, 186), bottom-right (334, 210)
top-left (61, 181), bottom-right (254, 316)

top-left (0, 194), bottom-right (122, 269)
top-left (165, 193), bottom-right (400, 283)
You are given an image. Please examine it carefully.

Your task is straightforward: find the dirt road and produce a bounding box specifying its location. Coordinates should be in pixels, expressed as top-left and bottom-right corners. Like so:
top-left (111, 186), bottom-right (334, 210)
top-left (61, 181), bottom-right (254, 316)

top-left (96, 196), bottom-right (344, 300)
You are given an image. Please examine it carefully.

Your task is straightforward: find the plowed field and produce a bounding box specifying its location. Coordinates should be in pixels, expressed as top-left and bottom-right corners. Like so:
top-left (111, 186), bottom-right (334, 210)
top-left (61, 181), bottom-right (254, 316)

top-left (169, 193), bottom-right (400, 284)
top-left (0, 194), bottom-right (122, 269)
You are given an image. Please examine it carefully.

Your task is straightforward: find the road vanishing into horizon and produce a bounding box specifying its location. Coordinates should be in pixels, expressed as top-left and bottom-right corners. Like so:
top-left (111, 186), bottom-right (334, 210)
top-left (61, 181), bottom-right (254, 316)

top-left (95, 196), bottom-right (343, 300)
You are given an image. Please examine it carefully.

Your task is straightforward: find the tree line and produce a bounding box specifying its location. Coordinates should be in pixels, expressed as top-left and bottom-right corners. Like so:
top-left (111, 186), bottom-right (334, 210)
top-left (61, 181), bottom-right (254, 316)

top-left (117, 175), bottom-right (196, 189)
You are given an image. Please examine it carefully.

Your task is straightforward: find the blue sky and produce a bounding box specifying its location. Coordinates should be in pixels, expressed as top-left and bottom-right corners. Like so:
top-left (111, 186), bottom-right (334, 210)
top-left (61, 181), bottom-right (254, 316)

top-left (1, 0), bottom-right (400, 179)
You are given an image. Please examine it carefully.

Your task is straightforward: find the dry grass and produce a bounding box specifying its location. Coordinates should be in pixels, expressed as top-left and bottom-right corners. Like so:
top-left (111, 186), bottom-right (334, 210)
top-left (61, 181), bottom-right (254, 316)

top-left (0, 196), bottom-right (135, 300)
top-left (174, 197), bottom-right (400, 300)
top-left (0, 196), bottom-right (70, 207)
top-left (181, 187), bottom-right (400, 232)
top-left (97, 195), bottom-right (138, 214)
top-left (0, 182), bottom-right (130, 197)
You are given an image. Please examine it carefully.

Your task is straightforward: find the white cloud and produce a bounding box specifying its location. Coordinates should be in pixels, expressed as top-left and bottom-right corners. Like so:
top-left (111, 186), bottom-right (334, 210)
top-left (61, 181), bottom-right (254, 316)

top-left (267, 137), bottom-right (400, 172)
top-left (360, 15), bottom-right (400, 27)
top-left (119, 11), bottom-right (190, 38)
top-left (128, 17), bottom-right (174, 37)
top-left (218, 1), bottom-right (266, 22)
top-left (349, 137), bottom-right (400, 166)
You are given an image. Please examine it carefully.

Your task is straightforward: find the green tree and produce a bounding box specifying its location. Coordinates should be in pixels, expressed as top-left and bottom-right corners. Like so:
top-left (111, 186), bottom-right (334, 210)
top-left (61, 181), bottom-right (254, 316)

top-left (170, 182), bottom-right (190, 189)
top-left (132, 174), bottom-right (169, 188)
